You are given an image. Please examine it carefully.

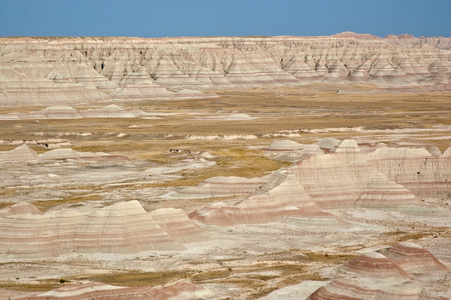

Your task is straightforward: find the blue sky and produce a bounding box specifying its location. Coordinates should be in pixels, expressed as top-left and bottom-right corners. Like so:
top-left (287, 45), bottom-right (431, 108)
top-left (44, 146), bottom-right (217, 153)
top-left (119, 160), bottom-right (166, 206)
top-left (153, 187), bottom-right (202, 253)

top-left (1, 0), bottom-right (450, 38)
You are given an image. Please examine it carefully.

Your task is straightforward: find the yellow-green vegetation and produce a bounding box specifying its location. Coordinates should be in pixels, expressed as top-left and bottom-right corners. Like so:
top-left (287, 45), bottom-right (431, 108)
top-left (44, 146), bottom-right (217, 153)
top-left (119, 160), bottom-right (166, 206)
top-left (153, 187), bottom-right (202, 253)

top-left (139, 147), bottom-right (289, 189)
top-left (0, 186), bottom-right (21, 198)
top-left (2, 250), bottom-right (349, 298)
top-left (0, 202), bottom-right (16, 210)
top-left (1, 86), bottom-right (450, 151)
top-left (303, 251), bottom-right (357, 264)
top-left (0, 85), bottom-right (450, 297)
top-left (83, 270), bottom-right (195, 287)
top-left (254, 249), bottom-right (356, 264)
top-left (0, 280), bottom-right (61, 292)
top-left (32, 194), bottom-right (103, 212)
top-left (191, 269), bottom-right (233, 282)
top-left (397, 232), bottom-right (437, 242)
top-left (192, 262), bottom-right (325, 299)
top-left (189, 250), bottom-right (352, 299)
top-left (381, 228), bottom-right (451, 243)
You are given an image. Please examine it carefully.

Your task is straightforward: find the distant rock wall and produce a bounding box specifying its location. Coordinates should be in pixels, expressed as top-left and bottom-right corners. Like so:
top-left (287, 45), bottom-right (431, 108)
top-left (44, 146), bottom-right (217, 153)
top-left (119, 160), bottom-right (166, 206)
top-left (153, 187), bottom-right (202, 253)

top-left (1, 34), bottom-right (451, 106)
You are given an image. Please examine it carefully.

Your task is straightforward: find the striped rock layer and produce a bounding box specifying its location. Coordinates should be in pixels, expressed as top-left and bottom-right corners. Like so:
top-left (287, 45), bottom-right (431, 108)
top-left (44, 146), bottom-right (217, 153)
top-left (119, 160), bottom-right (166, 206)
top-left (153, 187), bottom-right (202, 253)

top-left (191, 139), bottom-right (447, 226)
top-left (379, 241), bottom-right (449, 274)
top-left (339, 252), bottom-right (412, 279)
top-left (367, 146), bottom-right (451, 197)
top-left (1, 34), bottom-right (451, 106)
top-left (307, 279), bottom-right (444, 300)
top-left (0, 104), bottom-right (151, 120)
top-left (0, 201), bottom-right (205, 259)
top-left (0, 144), bottom-right (127, 162)
top-left (189, 172), bottom-right (334, 226)
top-left (308, 242), bottom-right (449, 300)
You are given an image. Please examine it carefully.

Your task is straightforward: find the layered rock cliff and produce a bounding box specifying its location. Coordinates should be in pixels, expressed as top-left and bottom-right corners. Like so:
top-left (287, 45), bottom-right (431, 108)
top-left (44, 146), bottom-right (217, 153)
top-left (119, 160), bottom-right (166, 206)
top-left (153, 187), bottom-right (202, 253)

top-left (1, 33), bottom-right (451, 106)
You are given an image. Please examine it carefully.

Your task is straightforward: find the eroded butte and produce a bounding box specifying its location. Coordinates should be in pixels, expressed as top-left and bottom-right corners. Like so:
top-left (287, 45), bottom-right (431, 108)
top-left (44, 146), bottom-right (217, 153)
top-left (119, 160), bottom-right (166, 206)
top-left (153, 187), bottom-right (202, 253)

top-left (0, 33), bottom-right (450, 299)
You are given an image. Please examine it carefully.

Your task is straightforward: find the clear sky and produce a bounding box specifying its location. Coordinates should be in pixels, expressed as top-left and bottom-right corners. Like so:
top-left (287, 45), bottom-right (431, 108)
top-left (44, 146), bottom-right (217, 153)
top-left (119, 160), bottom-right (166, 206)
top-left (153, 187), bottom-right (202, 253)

top-left (1, 0), bottom-right (450, 38)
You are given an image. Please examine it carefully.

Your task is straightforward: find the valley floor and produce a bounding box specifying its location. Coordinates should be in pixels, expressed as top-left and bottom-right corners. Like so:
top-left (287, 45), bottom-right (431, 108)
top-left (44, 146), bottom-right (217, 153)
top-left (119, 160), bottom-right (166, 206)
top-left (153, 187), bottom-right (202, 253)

top-left (0, 85), bottom-right (450, 299)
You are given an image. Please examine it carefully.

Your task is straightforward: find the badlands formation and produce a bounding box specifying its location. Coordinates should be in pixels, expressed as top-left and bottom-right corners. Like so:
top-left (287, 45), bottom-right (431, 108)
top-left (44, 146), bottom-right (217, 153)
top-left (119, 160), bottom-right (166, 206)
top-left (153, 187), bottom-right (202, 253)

top-left (1, 33), bottom-right (451, 106)
top-left (0, 33), bottom-right (450, 299)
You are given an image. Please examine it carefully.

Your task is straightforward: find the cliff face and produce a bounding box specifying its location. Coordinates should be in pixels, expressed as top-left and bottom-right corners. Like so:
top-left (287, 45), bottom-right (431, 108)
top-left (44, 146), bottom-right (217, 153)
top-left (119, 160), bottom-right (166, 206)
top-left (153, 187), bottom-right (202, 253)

top-left (1, 34), bottom-right (451, 106)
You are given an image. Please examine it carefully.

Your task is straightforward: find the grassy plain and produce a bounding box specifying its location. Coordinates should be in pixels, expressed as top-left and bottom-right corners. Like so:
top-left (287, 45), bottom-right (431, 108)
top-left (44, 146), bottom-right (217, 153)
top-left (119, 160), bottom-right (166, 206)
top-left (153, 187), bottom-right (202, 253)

top-left (1, 85), bottom-right (450, 151)
top-left (2, 85), bottom-right (449, 212)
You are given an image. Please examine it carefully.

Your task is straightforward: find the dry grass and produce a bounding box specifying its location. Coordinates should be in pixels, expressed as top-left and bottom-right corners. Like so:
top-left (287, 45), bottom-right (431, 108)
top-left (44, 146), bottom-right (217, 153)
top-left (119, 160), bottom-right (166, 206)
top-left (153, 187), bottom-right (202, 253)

top-left (82, 270), bottom-right (195, 287)
top-left (0, 186), bottom-right (18, 198)
top-left (32, 194), bottom-right (103, 212)
top-left (3, 250), bottom-right (348, 298)
top-left (303, 252), bottom-right (357, 264)
top-left (2, 86), bottom-right (449, 146)
top-left (381, 229), bottom-right (449, 243)
top-left (0, 202), bottom-right (17, 210)
top-left (0, 85), bottom-right (450, 297)
top-left (191, 269), bottom-right (233, 282)
top-left (189, 250), bottom-right (351, 299)
top-left (0, 270), bottom-right (194, 292)
top-left (396, 232), bottom-right (437, 242)
top-left (139, 147), bottom-right (289, 189)
top-left (189, 263), bottom-right (319, 300)
top-left (255, 249), bottom-right (356, 264)
top-left (0, 279), bottom-right (61, 292)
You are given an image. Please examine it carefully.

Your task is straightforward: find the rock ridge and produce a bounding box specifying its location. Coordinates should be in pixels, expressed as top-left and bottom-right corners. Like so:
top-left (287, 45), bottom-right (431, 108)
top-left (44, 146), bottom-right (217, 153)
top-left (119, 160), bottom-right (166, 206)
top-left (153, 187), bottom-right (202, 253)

top-left (1, 34), bottom-right (451, 105)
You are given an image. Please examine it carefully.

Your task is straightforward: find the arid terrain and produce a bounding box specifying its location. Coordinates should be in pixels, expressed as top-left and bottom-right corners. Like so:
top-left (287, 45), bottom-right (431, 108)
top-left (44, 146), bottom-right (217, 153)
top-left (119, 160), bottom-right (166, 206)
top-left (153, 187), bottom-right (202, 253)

top-left (0, 34), bottom-right (450, 299)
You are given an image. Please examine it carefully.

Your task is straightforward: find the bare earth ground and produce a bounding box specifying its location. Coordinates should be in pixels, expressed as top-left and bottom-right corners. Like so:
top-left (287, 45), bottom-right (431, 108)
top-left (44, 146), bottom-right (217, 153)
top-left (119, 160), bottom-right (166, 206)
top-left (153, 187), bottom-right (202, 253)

top-left (0, 84), bottom-right (450, 299)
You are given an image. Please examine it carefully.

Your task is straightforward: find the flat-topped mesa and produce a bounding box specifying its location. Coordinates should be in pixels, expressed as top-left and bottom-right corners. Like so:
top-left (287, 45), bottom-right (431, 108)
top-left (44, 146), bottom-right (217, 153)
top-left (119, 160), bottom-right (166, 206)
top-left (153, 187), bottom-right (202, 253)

top-left (367, 146), bottom-right (451, 197)
top-left (0, 201), bottom-right (207, 259)
top-left (1, 34), bottom-right (451, 106)
top-left (333, 31), bottom-right (380, 39)
top-left (379, 242), bottom-right (449, 274)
